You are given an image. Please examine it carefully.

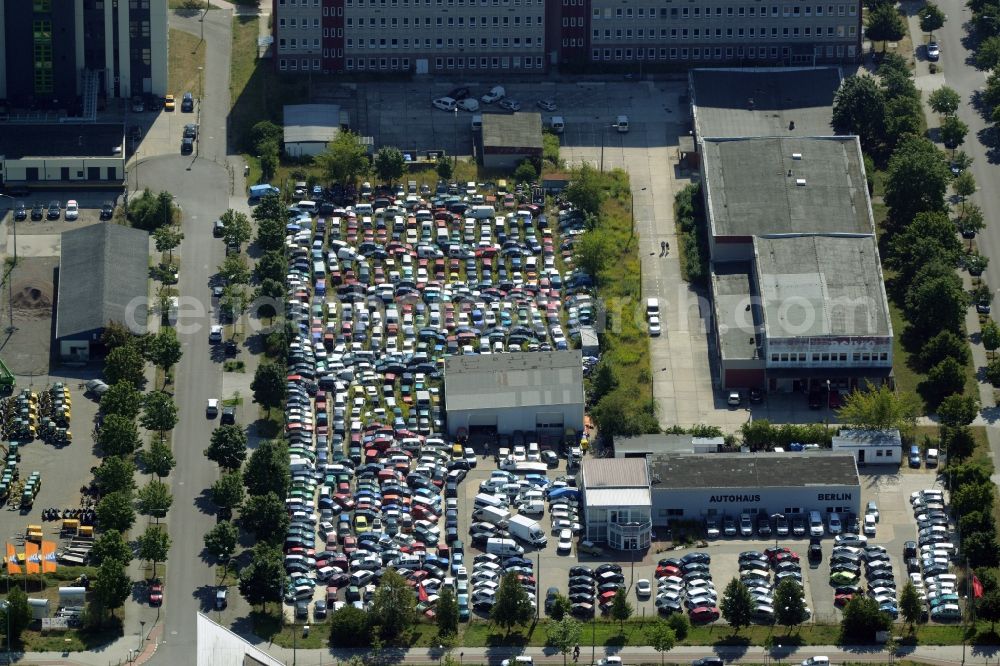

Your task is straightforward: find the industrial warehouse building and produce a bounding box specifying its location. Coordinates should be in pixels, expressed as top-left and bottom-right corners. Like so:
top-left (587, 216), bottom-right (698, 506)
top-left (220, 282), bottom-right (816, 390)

top-left (579, 458), bottom-right (651, 551)
top-left (282, 104), bottom-right (350, 158)
top-left (443, 350), bottom-right (584, 437)
top-left (647, 452), bottom-right (861, 524)
top-left (479, 113), bottom-right (543, 170)
top-left (0, 124), bottom-right (125, 189)
top-left (55, 224), bottom-right (149, 363)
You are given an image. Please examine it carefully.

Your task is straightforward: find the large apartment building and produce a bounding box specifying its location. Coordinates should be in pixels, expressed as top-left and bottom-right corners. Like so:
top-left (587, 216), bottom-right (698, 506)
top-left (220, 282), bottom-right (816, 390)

top-left (0, 0), bottom-right (168, 109)
top-left (272, 0), bottom-right (861, 75)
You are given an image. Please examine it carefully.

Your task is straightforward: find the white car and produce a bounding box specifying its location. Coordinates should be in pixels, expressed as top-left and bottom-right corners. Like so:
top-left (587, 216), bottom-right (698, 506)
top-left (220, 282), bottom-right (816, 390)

top-left (537, 99), bottom-right (557, 112)
top-left (206, 398), bottom-right (219, 418)
top-left (648, 315), bottom-right (661, 336)
top-left (596, 659), bottom-right (622, 666)
top-left (801, 658), bottom-right (830, 666)
top-left (209, 324), bottom-right (223, 343)
top-left (863, 514), bottom-right (877, 536)
top-left (635, 579), bottom-right (651, 598)
top-left (481, 85), bottom-right (505, 103)
top-left (65, 200), bottom-right (79, 220)
top-left (499, 98), bottom-right (521, 112)
top-left (557, 529), bottom-right (573, 553)
top-left (457, 98), bottom-right (480, 112)
top-left (433, 96), bottom-right (457, 111)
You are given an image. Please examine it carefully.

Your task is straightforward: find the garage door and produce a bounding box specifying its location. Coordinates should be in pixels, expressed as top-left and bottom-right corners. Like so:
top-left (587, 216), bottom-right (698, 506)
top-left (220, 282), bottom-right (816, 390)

top-left (468, 413), bottom-right (498, 428)
top-left (536, 412), bottom-right (564, 431)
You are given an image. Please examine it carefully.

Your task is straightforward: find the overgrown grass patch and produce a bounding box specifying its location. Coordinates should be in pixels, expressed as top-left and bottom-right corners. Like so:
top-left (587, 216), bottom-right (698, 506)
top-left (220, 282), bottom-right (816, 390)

top-left (168, 29), bottom-right (205, 99)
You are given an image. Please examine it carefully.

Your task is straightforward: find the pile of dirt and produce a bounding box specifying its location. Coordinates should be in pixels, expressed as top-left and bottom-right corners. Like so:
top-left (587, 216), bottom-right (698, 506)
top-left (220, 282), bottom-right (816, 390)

top-left (11, 280), bottom-right (53, 315)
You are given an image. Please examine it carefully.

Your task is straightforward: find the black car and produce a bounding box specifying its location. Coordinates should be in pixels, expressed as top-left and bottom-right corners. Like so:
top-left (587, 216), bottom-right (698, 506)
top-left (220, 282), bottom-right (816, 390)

top-left (903, 541), bottom-right (918, 558)
top-left (595, 563), bottom-right (622, 576)
top-left (46, 200), bottom-right (61, 219)
top-left (221, 407), bottom-right (236, 425)
top-left (448, 87), bottom-right (471, 100)
top-left (569, 566), bottom-right (594, 578)
top-left (13, 202), bottom-right (26, 221)
top-left (30, 202), bottom-right (44, 221)
top-left (808, 543), bottom-right (822, 563)
top-left (100, 201), bottom-right (114, 220)
top-left (749, 388), bottom-right (763, 403)
top-left (692, 658), bottom-right (726, 666)
top-left (183, 124), bottom-right (198, 139)
top-left (182, 137), bottom-right (194, 154)
top-left (681, 552), bottom-right (711, 565)
top-left (181, 92), bottom-right (194, 112)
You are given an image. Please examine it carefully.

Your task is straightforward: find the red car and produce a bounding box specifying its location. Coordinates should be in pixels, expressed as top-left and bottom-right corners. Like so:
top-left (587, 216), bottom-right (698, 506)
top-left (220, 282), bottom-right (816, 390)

top-left (765, 546), bottom-right (791, 562)
top-left (834, 593), bottom-right (854, 607)
top-left (149, 580), bottom-right (163, 606)
top-left (655, 565), bottom-right (681, 578)
top-left (688, 606), bottom-right (720, 623)
top-left (773, 551), bottom-right (800, 564)
top-left (342, 536), bottom-right (357, 554)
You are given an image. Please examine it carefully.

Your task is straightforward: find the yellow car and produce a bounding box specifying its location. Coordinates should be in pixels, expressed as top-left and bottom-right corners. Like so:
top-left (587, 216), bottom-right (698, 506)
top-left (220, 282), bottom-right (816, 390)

top-left (164, 94), bottom-right (175, 111)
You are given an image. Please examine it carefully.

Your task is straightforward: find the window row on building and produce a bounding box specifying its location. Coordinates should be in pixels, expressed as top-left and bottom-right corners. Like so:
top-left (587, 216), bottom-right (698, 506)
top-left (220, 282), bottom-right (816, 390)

top-left (592, 4), bottom-right (857, 19)
top-left (592, 25), bottom-right (858, 40)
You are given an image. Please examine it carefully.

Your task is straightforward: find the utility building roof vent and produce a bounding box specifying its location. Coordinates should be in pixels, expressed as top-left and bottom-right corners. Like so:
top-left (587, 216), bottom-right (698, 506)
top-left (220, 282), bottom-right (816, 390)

top-left (791, 152), bottom-right (803, 160)
top-left (795, 178), bottom-right (807, 187)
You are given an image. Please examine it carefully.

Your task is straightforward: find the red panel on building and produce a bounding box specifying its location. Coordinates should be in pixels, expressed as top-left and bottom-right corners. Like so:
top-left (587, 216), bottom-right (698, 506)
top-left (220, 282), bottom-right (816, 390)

top-left (323, 0), bottom-right (346, 73)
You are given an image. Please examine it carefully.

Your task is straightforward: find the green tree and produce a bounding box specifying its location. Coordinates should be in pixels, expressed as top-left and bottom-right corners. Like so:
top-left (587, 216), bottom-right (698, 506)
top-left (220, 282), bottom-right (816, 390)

top-left (978, 589), bottom-right (1000, 630)
top-left (315, 130), bottom-right (370, 185)
top-left (373, 146), bottom-right (406, 185)
top-left (920, 331), bottom-right (971, 370)
top-left (841, 595), bottom-right (891, 642)
top-left (254, 249), bottom-right (287, 284)
top-left (97, 490), bottom-right (136, 534)
top-left (967, 252), bottom-right (991, 276)
top-left (929, 86), bottom-right (961, 117)
top-left (243, 439), bottom-right (290, 497)
top-left (984, 319), bottom-right (1000, 359)
top-left (964, 531), bottom-right (1000, 567)
top-left (948, 458), bottom-right (993, 490)
top-left (238, 543), bottom-right (286, 610)
top-left (937, 393), bottom-right (979, 428)
top-left (241, 491), bottom-right (290, 545)
top-left (667, 612), bottom-right (690, 640)
top-left (249, 120), bottom-right (283, 153)
top-left (960, 511), bottom-right (995, 537)
top-left (907, 271), bottom-right (968, 337)
top-left (90, 529), bottom-right (133, 566)
top-left (145, 327), bottom-right (183, 379)
top-left (490, 571), bottom-right (534, 635)
top-left (833, 76), bottom-right (887, 152)
top-left (884, 136), bottom-right (952, 227)
top-left (255, 278), bottom-right (285, 321)
top-left (644, 621), bottom-right (677, 665)
top-left (206, 424), bottom-right (248, 470)
top-left (101, 321), bottom-right (136, 351)
top-left (0, 587), bottom-right (31, 646)
top-left (93, 559), bottom-right (131, 618)
top-left (919, 2), bottom-right (946, 35)
top-left (100, 381), bottom-right (143, 419)
top-left (435, 157), bottom-right (454, 181)
top-left (220, 209), bottom-right (253, 252)
top-left (959, 205), bottom-right (986, 245)
top-left (923, 357), bottom-right (967, 407)
top-left (136, 524), bottom-right (170, 577)
top-left (574, 230), bottom-right (610, 284)
top-left (900, 581), bottom-right (924, 628)
top-left (941, 115), bottom-right (969, 150)
top-left (565, 163), bottom-right (606, 217)
top-left (204, 521), bottom-right (239, 563)
top-left (138, 439), bottom-right (175, 478)
top-left (610, 587), bottom-right (633, 631)
top-left (591, 386), bottom-right (660, 438)
top-left (96, 413), bottom-right (141, 457)
top-left (546, 617), bottom-right (583, 665)
top-left (977, 35), bottom-right (1000, 70)
top-left (513, 160), bottom-right (538, 184)
top-left (953, 481), bottom-right (995, 515)
top-left (887, 211), bottom-right (963, 284)
top-left (955, 170), bottom-right (977, 210)
top-left (218, 253), bottom-right (251, 285)
top-left (836, 383), bottom-right (920, 435)
top-left (328, 605), bottom-right (370, 648)
top-left (884, 95), bottom-right (924, 148)
top-left (259, 145), bottom-right (279, 181)
top-left (251, 361), bottom-right (286, 410)
top-left (774, 578), bottom-right (807, 631)
top-left (95, 456), bottom-right (137, 495)
top-left (104, 344), bottom-right (146, 388)
top-left (136, 479), bottom-right (172, 519)
top-left (255, 215), bottom-right (286, 253)
top-left (866, 4), bottom-right (906, 48)
top-left (369, 568), bottom-right (417, 639)
top-left (211, 472), bottom-right (246, 511)
top-left (721, 577), bottom-right (753, 634)
top-left (436, 586), bottom-right (460, 637)
top-left (152, 224), bottom-right (184, 262)
top-left (549, 592), bottom-right (572, 620)
top-left (141, 390), bottom-right (178, 438)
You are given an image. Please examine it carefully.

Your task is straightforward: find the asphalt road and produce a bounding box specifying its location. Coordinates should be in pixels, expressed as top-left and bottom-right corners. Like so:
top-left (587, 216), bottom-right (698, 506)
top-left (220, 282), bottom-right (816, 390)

top-left (142, 10), bottom-right (235, 666)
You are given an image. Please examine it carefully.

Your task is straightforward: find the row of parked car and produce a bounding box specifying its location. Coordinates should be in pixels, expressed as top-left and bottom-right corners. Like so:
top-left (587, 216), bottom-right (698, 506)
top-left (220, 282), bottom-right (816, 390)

top-left (269, 178), bottom-right (598, 621)
top-left (908, 489), bottom-right (960, 622)
top-left (653, 552), bottom-right (720, 622)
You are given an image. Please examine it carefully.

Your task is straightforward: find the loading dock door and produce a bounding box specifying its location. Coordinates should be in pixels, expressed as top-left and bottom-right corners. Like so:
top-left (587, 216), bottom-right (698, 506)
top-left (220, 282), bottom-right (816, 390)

top-left (468, 413), bottom-right (497, 428)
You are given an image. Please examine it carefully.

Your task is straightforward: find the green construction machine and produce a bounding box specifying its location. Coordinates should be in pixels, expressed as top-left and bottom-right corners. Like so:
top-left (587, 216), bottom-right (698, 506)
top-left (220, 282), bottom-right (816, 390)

top-left (0, 358), bottom-right (14, 395)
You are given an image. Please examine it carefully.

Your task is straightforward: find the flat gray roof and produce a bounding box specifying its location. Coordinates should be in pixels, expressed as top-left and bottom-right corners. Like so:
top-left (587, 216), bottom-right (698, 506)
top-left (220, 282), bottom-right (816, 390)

top-left (283, 104), bottom-right (342, 144)
top-left (711, 263), bottom-right (760, 361)
top-left (56, 223), bottom-right (149, 339)
top-left (690, 67), bottom-right (841, 139)
top-left (833, 429), bottom-right (902, 447)
top-left (482, 112), bottom-right (543, 150)
top-left (703, 136), bottom-right (873, 238)
top-left (581, 457), bottom-right (649, 488)
top-left (444, 350), bottom-right (583, 412)
top-left (754, 234), bottom-right (891, 339)
top-left (615, 434), bottom-right (694, 456)
top-left (649, 452), bottom-right (860, 490)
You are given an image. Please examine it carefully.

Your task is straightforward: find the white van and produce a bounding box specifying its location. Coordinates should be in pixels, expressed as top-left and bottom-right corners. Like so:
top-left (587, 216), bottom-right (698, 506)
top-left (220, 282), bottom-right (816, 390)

top-left (808, 511), bottom-right (824, 537)
top-left (646, 298), bottom-right (659, 317)
top-left (486, 538), bottom-right (524, 557)
top-left (550, 116), bottom-right (565, 134)
top-left (471, 114), bottom-right (483, 131)
top-left (616, 115), bottom-right (630, 133)
top-left (474, 493), bottom-right (507, 510)
top-left (350, 570), bottom-right (375, 587)
top-left (297, 200), bottom-right (319, 216)
top-left (471, 205), bottom-right (496, 220)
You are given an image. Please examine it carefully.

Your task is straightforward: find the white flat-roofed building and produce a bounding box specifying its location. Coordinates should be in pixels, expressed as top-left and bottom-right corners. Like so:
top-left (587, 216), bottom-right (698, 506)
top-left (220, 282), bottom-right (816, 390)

top-left (580, 457), bottom-right (651, 551)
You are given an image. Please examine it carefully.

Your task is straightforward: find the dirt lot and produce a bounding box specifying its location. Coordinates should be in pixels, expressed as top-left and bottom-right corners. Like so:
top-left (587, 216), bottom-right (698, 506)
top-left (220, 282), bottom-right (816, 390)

top-left (0, 257), bottom-right (57, 376)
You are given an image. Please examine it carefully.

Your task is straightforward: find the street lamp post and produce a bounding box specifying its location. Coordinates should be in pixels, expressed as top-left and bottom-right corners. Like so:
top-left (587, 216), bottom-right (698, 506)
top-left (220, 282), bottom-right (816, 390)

top-left (139, 620), bottom-right (146, 653)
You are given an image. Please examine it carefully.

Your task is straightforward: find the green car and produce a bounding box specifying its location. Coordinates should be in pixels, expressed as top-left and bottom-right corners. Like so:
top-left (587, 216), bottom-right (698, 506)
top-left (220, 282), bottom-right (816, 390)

top-left (829, 570), bottom-right (859, 585)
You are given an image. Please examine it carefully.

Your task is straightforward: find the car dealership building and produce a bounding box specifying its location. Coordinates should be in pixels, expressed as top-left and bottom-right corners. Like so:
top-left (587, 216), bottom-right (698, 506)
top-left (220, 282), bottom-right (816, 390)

top-left (647, 452), bottom-right (861, 525)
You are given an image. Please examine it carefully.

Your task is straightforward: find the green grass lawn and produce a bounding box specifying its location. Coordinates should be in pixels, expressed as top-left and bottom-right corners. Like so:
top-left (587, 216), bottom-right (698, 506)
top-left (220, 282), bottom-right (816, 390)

top-left (168, 29), bottom-right (206, 99)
